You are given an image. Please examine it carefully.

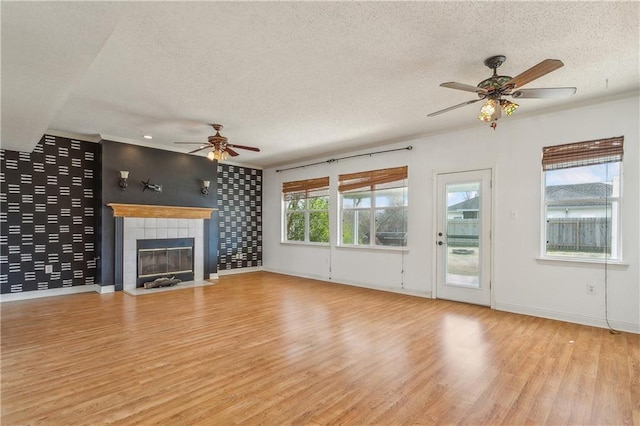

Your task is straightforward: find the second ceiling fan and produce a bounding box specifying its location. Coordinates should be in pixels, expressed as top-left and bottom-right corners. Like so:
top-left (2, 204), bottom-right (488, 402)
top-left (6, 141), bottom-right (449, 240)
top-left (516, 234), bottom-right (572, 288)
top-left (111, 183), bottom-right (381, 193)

top-left (428, 55), bottom-right (577, 126)
top-left (175, 124), bottom-right (260, 161)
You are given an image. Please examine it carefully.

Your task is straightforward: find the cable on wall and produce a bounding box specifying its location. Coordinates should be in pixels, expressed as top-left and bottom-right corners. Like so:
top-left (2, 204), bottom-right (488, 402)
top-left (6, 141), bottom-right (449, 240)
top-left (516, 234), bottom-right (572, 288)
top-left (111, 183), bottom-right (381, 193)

top-left (276, 146), bottom-right (413, 173)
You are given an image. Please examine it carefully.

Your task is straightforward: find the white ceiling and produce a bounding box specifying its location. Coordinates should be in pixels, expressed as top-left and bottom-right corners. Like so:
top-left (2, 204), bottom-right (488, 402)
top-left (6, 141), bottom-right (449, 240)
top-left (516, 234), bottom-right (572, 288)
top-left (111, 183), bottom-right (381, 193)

top-left (2, 1), bottom-right (638, 168)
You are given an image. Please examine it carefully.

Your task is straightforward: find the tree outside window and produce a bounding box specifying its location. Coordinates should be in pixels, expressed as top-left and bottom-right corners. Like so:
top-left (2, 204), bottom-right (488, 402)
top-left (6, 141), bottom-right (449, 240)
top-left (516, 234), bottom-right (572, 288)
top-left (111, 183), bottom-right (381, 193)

top-left (283, 177), bottom-right (329, 244)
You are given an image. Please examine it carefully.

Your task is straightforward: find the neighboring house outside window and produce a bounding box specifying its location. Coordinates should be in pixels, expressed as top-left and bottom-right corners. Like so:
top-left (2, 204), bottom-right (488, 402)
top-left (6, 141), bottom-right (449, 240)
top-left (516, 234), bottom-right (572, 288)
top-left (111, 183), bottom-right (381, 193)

top-left (339, 166), bottom-right (408, 247)
top-left (447, 196), bottom-right (480, 248)
top-left (542, 136), bottom-right (623, 260)
top-left (282, 177), bottom-right (329, 243)
top-left (448, 197), bottom-right (480, 220)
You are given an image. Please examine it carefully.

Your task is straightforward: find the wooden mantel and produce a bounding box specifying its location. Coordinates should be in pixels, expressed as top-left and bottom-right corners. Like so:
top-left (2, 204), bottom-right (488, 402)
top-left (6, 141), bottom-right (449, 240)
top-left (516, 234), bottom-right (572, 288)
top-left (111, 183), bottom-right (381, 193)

top-left (107, 203), bottom-right (217, 219)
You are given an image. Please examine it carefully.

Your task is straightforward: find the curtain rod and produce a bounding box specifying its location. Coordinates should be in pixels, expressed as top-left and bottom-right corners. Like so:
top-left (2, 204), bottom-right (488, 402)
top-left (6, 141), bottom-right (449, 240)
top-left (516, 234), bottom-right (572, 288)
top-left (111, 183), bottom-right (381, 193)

top-left (275, 146), bottom-right (413, 173)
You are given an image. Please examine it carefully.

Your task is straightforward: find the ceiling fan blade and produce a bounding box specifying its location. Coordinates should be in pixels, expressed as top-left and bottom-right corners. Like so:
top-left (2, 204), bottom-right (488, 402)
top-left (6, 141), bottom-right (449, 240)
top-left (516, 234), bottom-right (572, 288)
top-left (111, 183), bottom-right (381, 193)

top-left (188, 146), bottom-right (210, 154)
top-left (503, 59), bottom-right (564, 89)
top-left (225, 147), bottom-right (240, 157)
top-left (512, 87), bottom-right (577, 99)
top-left (227, 143), bottom-right (260, 152)
top-left (440, 82), bottom-right (488, 94)
top-left (175, 141), bottom-right (208, 145)
top-left (427, 98), bottom-right (484, 117)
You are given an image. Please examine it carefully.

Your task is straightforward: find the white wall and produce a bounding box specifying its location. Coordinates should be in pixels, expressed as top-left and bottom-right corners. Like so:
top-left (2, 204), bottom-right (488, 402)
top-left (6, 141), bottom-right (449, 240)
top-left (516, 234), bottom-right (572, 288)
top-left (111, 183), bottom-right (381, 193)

top-left (263, 95), bottom-right (640, 333)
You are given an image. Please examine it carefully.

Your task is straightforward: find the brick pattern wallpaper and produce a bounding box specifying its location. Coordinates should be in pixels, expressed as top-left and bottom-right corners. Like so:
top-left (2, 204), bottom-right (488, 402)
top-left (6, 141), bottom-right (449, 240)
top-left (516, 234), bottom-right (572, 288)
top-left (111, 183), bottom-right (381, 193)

top-left (217, 164), bottom-right (262, 270)
top-left (0, 135), bottom-right (99, 293)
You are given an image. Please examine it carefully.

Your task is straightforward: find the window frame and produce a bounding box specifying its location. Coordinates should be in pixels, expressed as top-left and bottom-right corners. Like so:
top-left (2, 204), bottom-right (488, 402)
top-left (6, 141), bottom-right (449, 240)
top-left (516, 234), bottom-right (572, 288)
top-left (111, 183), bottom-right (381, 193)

top-left (540, 137), bottom-right (624, 263)
top-left (338, 166), bottom-right (408, 248)
top-left (282, 177), bottom-right (330, 245)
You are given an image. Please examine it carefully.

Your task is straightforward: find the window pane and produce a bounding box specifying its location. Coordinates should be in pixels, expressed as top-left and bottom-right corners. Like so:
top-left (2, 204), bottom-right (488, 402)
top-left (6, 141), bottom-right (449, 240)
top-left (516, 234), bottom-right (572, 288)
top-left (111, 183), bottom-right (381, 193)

top-left (342, 191), bottom-right (371, 208)
top-left (375, 187), bottom-right (407, 207)
top-left (341, 210), bottom-right (354, 244)
top-left (546, 202), bottom-right (616, 258)
top-left (341, 210), bottom-right (370, 245)
top-left (309, 211), bottom-right (329, 242)
top-left (375, 208), bottom-right (407, 246)
top-left (545, 163), bottom-right (620, 199)
top-left (356, 211), bottom-right (371, 244)
top-left (285, 196), bottom-right (306, 211)
top-left (286, 212), bottom-right (305, 241)
top-left (544, 162), bottom-right (620, 259)
top-left (308, 195), bottom-right (329, 210)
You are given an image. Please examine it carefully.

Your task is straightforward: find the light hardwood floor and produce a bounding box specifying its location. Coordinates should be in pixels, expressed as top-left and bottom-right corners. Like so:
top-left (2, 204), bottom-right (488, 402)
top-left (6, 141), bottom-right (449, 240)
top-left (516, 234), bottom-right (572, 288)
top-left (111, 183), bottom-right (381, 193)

top-left (2, 272), bottom-right (638, 425)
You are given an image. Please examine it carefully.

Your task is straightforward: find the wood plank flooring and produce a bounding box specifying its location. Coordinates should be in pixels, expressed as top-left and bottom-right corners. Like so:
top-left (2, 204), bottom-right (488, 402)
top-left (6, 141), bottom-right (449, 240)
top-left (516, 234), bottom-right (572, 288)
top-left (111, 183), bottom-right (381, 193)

top-left (2, 272), bottom-right (638, 425)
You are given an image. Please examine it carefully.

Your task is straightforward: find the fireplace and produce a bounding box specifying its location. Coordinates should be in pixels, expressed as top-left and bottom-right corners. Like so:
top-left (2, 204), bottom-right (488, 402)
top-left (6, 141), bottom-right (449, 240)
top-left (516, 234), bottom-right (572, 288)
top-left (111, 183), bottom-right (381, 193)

top-left (136, 238), bottom-right (194, 287)
top-left (108, 203), bottom-right (217, 294)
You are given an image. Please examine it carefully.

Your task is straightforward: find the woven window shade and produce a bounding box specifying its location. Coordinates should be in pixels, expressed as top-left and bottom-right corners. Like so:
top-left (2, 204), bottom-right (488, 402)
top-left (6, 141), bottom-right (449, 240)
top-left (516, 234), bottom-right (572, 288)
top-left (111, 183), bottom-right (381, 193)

top-left (542, 136), bottom-right (624, 171)
top-left (339, 166), bottom-right (408, 193)
top-left (282, 176), bottom-right (329, 198)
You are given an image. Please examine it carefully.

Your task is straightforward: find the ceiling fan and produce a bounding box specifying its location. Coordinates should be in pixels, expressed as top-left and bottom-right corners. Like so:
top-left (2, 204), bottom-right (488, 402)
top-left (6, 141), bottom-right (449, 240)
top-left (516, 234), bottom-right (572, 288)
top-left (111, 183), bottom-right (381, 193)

top-left (428, 55), bottom-right (576, 126)
top-left (175, 124), bottom-right (260, 161)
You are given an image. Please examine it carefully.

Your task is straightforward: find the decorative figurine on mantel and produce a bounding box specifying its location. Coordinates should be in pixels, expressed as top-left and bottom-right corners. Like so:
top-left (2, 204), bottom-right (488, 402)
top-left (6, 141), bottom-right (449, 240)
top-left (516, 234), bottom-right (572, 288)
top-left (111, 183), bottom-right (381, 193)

top-left (142, 179), bottom-right (162, 193)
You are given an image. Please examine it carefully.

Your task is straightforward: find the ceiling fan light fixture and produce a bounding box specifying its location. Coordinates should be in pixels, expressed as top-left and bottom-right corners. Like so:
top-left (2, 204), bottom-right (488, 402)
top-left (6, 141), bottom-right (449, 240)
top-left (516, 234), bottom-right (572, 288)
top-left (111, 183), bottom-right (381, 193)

top-left (175, 123), bottom-right (260, 159)
top-left (478, 99), bottom-right (497, 122)
top-left (500, 99), bottom-right (519, 116)
top-left (212, 150), bottom-right (229, 162)
top-left (430, 56), bottom-right (574, 123)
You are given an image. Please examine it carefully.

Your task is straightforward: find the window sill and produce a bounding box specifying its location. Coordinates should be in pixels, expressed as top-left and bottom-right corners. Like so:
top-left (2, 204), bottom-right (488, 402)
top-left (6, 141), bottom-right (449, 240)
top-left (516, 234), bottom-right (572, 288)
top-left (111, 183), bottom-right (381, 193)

top-left (280, 241), bottom-right (330, 248)
top-left (336, 244), bottom-right (409, 253)
top-left (536, 256), bottom-right (628, 270)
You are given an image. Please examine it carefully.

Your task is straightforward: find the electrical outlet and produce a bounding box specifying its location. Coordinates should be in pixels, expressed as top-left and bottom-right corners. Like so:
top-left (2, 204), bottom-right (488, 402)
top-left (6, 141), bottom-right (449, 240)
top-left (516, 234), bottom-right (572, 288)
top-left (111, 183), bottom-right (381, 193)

top-left (586, 283), bottom-right (596, 295)
top-left (45, 265), bottom-right (53, 274)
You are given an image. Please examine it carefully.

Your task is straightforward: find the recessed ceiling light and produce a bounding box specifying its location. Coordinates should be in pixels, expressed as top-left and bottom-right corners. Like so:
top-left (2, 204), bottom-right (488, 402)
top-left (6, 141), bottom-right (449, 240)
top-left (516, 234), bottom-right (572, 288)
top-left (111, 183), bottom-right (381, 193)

top-left (143, 135), bottom-right (153, 139)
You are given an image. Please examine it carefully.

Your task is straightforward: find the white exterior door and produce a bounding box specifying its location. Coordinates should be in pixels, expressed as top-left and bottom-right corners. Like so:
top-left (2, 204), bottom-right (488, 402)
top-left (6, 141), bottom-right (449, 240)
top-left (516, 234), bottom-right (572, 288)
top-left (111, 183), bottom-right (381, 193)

top-left (436, 169), bottom-right (492, 306)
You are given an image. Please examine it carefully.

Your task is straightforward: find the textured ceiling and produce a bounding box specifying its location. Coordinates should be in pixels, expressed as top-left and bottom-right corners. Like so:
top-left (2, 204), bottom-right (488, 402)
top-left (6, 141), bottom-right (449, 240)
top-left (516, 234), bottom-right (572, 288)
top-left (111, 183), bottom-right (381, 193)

top-left (2, 1), bottom-right (638, 167)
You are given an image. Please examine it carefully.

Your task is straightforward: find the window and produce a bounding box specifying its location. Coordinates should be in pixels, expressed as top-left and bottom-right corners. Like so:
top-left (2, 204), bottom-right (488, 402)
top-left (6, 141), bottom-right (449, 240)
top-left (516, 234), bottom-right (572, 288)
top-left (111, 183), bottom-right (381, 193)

top-left (282, 177), bottom-right (329, 243)
top-left (339, 166), bottom-right (408, 247)
top-left (542, 136), bottom-right (623, 260)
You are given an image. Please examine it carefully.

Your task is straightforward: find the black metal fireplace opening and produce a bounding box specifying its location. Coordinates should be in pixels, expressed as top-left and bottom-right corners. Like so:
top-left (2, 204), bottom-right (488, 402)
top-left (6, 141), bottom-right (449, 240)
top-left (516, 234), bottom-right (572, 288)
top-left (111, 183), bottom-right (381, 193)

top-left (136, 238), bottom-right (195, 288)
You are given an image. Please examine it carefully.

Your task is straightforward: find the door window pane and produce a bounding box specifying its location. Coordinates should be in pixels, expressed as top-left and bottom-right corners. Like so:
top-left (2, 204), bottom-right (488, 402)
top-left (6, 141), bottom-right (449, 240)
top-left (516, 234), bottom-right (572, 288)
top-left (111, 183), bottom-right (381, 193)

top-left (446, 182), bottom-right (480, 287)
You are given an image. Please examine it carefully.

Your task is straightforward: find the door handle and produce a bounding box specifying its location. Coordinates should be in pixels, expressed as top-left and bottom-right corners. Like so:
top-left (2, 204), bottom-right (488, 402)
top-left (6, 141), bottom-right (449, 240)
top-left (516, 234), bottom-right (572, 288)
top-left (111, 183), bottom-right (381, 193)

top-left (437, 241), bottom-right (445, 246)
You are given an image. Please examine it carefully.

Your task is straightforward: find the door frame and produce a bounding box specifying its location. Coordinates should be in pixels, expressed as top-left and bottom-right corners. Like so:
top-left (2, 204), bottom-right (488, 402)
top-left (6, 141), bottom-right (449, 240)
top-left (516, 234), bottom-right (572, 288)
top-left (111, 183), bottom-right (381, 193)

top-left (431, 166), bottom-right (496, 308)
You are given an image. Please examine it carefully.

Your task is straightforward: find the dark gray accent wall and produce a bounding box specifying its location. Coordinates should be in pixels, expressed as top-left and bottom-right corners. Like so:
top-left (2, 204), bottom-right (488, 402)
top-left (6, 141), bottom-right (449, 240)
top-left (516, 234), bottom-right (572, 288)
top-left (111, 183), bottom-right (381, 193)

top-left (217, 163), bottom-right (262, 270)
top-left (0, 135), bottom-right (99, 294)
top-left (100, 140), bottom-right (218, 289)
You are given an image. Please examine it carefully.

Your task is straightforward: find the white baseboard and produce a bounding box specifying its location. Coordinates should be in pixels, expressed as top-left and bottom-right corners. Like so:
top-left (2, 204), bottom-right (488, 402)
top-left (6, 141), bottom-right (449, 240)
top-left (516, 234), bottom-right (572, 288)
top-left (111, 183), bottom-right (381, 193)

top-left (329, 276), bottom-right (431, 299)
top-left (0, 284), bottom-right (100, 302)
top-left (495, 302), bottom-right (640, 334)
top-left (209, 273), bottom-right (219, 280)
top-left (96, 285), bottom-right (115, 294)
top-left (263, 267), bottom-right (329, 282)
top-left (217, 266), bottom-right (264, 276)
top-left (262, 267), bottom-right (432, 299)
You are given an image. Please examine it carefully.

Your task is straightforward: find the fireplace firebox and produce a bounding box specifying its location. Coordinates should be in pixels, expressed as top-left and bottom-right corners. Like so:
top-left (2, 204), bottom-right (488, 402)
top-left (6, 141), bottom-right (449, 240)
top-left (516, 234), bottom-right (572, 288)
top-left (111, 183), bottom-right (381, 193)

top-left (136, 238), bottom-right (195, 288)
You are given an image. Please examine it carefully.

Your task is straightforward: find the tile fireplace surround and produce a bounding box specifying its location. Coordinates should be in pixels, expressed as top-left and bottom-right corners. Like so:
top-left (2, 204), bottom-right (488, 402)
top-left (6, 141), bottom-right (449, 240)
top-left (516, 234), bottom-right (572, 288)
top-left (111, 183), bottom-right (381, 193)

top-left (108, 204), bottom-right (216, 294)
